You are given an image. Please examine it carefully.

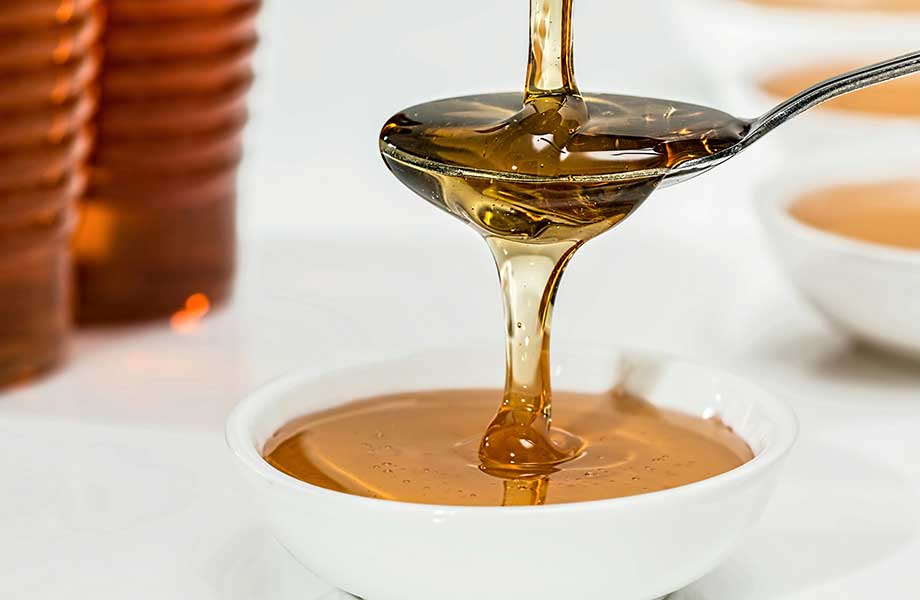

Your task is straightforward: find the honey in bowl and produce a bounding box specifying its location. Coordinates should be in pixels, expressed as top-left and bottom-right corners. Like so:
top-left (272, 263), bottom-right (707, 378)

top-left (760, 62), bottom-right (920, 118)
top-left (265, 389), bottom-right (752, 507)
top-left (789, 179), bottom-right (920, 250)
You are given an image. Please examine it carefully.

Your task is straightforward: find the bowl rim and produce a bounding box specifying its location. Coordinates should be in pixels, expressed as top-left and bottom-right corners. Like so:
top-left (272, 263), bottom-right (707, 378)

top-left (753, 163), bottom-right (920, 267)
top-left (226, 344), bottom-right (798, 515)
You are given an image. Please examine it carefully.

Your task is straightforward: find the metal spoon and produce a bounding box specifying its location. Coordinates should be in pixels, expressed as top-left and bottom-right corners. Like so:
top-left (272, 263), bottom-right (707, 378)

top-left (659, 49), bottom-right (920, 188)
top-left (380, 50), bottom-right (920, 188)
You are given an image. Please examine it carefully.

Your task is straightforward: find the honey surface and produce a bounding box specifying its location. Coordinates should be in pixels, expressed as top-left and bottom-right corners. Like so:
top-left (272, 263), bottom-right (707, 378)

top-left (265, 389), bottom-right (753, 507)
top-left (790, 179), bottom-right (920, 250)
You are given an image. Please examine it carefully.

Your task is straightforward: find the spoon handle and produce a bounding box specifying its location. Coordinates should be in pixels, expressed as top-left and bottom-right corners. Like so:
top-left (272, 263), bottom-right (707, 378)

top-left (747, 49), bottom-right (920, 145)
top-left (660, 50), bottom-right (920, 187)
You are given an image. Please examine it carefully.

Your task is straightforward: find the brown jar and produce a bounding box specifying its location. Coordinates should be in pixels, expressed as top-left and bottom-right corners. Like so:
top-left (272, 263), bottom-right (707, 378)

top-left (73, 0), bottom-right (259, 324)
top-left (0, 0), bottom-right (99, 386)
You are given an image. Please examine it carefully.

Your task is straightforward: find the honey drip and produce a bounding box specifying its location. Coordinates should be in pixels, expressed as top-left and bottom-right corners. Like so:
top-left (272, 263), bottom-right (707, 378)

top-left (380, 0), bottom-right (747, 474)
top-left (264, 0), bottom-right (755, 506)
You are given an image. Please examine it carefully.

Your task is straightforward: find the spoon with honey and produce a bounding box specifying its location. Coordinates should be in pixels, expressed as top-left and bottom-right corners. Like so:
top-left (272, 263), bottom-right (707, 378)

top-left (380, 39), bottom-right (920, 478)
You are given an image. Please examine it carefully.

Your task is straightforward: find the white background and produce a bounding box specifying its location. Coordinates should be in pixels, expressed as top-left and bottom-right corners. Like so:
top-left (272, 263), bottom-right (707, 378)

top-left (3, 1), bottom-right (920, 599)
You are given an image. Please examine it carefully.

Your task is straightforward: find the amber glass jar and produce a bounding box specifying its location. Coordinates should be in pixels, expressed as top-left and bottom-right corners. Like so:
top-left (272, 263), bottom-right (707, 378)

top-left (74, 0), bottom-right (259, 323)
top-left (0, 0), bottom-right (99, 386)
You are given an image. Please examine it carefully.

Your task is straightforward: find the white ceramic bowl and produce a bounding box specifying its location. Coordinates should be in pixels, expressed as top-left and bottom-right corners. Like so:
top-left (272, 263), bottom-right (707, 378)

top-left (755, 150), bottom-right (920, 358)
top-left (671, 0), bottom-right (920, 94)
top-left (670, 0), bottom-right (920, 146)
top-left (227, 345), bottom-right (797, 600)
top-left (724, 50), bottom-right (920, 155)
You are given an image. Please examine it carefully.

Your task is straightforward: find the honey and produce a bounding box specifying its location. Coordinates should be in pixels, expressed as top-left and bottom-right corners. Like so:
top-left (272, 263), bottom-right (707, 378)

top-left (791, 179), bottom-right (920, 250)
top-left (266, 389), bottom-right (752, 507)
top-left (264, 0), bottom-right (754, 504)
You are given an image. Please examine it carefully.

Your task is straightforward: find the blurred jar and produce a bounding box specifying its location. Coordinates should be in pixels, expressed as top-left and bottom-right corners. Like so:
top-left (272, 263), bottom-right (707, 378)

top-left (74, 0), bottom-right (259, 324)
top-left (0, 0), bottom-right (100, 386)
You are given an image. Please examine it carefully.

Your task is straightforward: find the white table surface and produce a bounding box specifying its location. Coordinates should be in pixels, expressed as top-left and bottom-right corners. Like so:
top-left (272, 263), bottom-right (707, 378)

top-left (3, 159), bottom-right (919, 599)
top-left (4, 1), bottom-right (920, 595)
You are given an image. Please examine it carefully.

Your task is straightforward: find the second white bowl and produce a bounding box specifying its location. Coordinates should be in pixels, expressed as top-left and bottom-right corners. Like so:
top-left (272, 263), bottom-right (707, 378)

top-left (755, 151), bottom-right (920, 358)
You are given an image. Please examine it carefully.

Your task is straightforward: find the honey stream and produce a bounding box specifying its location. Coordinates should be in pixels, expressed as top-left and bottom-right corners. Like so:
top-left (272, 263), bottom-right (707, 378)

top-left (265, 0), bottom-right (754, 506)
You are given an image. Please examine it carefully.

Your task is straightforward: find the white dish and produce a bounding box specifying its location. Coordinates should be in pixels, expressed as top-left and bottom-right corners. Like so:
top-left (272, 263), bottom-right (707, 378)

top-left (669, 0), bottom-right (920, 145)
top-left (724, 53), bottom-right (920, 154)
top-left (755, 150), bottom-right (920, 358)
top-left (671, 0), bottom-right (920, 90)
top-left (226, 344), bottom-right (797, 600)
